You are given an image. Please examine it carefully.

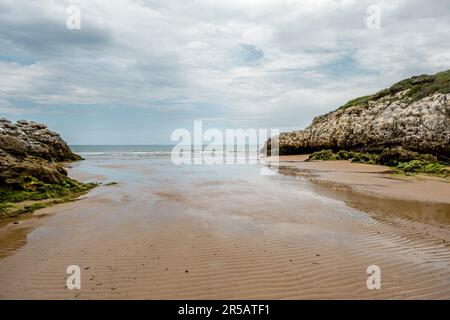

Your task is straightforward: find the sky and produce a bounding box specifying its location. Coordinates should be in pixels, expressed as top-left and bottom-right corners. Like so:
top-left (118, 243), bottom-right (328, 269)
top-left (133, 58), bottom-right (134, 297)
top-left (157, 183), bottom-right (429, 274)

top-left (1, 0), bottom-right (450, 144)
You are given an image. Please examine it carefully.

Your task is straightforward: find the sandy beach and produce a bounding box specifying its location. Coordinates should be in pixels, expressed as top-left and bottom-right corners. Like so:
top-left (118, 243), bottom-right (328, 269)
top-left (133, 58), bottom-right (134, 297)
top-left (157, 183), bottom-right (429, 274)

top-left (0, 154), bottom-right (449, 299)
top-left (278, 155), bottom-right (450, 203)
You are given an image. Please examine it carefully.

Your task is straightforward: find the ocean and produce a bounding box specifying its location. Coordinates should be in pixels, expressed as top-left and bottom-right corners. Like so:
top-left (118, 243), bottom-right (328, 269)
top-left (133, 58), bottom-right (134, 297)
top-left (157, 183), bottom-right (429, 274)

top-left (70, 144), bottom-right (264, 163)
top-left (71, 145), bottom-right (174, 159)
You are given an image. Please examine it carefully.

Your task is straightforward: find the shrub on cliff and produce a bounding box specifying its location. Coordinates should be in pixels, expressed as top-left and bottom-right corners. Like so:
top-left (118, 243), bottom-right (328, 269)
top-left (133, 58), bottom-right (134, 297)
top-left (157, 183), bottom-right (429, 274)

top-left (338, 69), bottom-right (450, 111)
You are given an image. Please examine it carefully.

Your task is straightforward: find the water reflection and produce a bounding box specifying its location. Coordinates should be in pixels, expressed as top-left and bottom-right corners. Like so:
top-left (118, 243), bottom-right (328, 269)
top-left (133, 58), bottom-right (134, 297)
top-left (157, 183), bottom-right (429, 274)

top-left (278, 166), bottom-right (450, 227)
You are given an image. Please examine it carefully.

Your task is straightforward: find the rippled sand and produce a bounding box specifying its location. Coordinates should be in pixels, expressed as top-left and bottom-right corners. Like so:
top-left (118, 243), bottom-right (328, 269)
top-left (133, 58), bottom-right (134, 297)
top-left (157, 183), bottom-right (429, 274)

top-left (0, 156), bottom-right (449, 299)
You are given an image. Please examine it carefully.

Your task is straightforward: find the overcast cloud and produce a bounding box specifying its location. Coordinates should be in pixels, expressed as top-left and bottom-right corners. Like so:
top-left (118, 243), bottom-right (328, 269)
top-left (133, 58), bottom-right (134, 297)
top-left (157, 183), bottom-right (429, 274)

top-left (1, 0), bottom-right (449, 144)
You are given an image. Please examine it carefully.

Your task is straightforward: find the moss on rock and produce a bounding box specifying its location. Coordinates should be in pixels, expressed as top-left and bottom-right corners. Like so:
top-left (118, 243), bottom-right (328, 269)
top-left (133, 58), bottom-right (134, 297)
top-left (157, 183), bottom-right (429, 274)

top-left (1, 118), bottom-right (97, 220)
top-left (0, 179), bottom-right (97, 219)
top-left (307, 149), bottom-right (379, 164)
top-left (307, 148), bottom-right (450, 178)
top-left (0, 177), bottom-right (97, 203)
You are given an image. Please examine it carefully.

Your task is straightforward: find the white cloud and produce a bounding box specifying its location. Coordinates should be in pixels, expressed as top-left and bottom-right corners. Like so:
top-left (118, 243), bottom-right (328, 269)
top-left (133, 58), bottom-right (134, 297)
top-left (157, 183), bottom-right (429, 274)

top-left (0, 0), bottom-right (449, 131)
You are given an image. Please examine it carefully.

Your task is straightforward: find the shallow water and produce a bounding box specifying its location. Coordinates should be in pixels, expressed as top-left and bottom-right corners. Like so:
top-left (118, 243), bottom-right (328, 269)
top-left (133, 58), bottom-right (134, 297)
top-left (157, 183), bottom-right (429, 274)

top-left (0, 151), bottom-right (449, 299)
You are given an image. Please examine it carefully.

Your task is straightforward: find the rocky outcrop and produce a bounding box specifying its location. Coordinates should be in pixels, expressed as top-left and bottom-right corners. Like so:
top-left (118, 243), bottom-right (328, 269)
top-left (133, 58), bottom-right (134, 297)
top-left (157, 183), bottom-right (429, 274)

top-left (0, 118), bottom-right (81, 189)
top-left (270, 70), bottom-right (450, 160)
top-left (0, 118), bottom-right (81, 161)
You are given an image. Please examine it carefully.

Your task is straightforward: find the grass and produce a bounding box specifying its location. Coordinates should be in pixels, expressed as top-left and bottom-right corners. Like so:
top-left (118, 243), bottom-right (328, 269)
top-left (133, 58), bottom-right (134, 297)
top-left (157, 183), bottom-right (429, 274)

top-left (307, 149), bottom-right (450, 178)
top-left (337, 95), bottom-right (373, 111)
top-left (336, 69), bottom-right (450, 111)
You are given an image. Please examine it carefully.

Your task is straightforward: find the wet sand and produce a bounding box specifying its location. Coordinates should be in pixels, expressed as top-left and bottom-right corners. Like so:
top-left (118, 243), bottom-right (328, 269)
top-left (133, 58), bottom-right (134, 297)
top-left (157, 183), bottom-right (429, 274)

top-left (277, 155), bottom-right (450, 204)
top-left (0, 156), bottom-right (449, 299)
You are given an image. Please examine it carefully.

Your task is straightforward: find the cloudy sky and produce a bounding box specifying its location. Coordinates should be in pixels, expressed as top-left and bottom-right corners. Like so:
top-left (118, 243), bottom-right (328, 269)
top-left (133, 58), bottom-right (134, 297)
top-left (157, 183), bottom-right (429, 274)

top-left (1, 0), bottom-right (449, 144)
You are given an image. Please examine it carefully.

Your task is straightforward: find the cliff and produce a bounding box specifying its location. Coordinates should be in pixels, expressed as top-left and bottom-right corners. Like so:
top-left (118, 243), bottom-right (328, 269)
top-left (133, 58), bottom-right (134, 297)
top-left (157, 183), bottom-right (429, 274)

top-left (0, 118), bottom-right (82, 188)
top-left (270, 70), bottom-right (450, 161)
top-left (0, 119), bottom-right (94, 218)
top-left (0, 118), bottom-right (81, 162)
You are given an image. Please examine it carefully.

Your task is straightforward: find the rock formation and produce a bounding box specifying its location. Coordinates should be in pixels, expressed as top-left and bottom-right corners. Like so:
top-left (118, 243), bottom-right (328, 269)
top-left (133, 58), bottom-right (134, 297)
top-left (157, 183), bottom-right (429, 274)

top-left (269, 70), bottom-right (450, 160)
top-left (0, 118), bottom-right (81, 188)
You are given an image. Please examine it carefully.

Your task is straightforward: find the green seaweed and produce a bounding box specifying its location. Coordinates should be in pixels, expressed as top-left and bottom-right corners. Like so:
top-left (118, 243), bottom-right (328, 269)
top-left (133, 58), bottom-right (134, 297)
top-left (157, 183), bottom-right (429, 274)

top-left (23, 202), bottom-right (48, 212)
top-left (307, 149), bottom-right (338, 161)
top-left (0, 178), bottom-right (97, 219)
top-left (0, 179), bottom-right (97, 203)
top-left (396, 160), bottom-right (449, 177)
top-left (0, 203), bottom-right (12, 214)
top-left (307, 149), bottom-right (450, 178)
top-left (350, 152), bottom-right (379, 164)
top-left (307, 149), bottom-right (379, 164)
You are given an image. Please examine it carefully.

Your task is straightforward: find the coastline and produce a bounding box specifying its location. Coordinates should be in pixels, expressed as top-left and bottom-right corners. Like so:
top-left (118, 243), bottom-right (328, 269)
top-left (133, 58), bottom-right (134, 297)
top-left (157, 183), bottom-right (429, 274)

top-left (276, 155), bottom-right (450, 204)
top-left (0, 171), bottom-right (97, 223)
top-left (2, 1), bottom-right (450, 304)
top-left (0, 154), bottom-right (449, 299)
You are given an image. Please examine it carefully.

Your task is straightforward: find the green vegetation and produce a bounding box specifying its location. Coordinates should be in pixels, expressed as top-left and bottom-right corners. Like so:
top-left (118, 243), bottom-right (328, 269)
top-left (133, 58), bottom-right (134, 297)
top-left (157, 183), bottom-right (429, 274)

top-left (1, 201), bottom-right (55, 220)
top-left (105, 181), bottom-right (118, 186)
top-left (0, 176), bottom-right (96, 203)
top-left (390, 70), bottom-right (450, 101)
top-left (307, 149), bottom-right (379, 164)
top-left (337, 69), bottom-right (450, 111)
top-left (0, 203), bottom-right (12, 215)
top-left (24, 202), bottom-right (48, 211)
top-left (0, 176), bottom-right (97, 219)
top-left (307, 149), bottom-right (450, 178)
top-left (338, 95), bottom-right (373, 111)
top-left (396, 160), bottom-right (450, 177)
